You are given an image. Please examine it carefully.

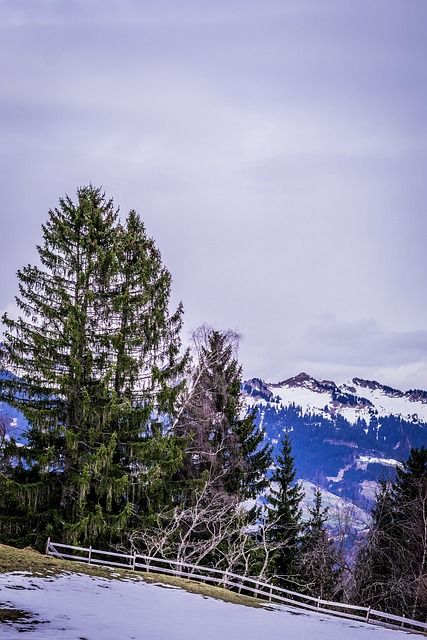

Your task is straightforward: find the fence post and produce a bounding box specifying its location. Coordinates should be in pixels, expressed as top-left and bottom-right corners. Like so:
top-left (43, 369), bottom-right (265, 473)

top-left (88, 546), bottom-right (92, 565)
top-left (45, 537), bottom-right (51, 556)
top-left (269, 585), bottom-right (273, 602)
top-left (132, 553), bottom-right (136, 570)
top-left (222, 572), bottom-right (229, 589)
top-left (317, 597), bottom-right (320, 611)
top-left (365, 606), bottom-right (371, 624)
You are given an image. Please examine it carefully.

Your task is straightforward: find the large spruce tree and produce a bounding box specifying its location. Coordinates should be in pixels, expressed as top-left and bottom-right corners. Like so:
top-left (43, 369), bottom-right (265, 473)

top-left (0, 186), bottom-right (185, 549)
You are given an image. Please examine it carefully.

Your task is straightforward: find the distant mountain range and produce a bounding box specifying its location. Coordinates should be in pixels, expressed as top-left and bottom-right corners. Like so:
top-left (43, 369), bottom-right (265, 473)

top-left (2, 368), bottom-right (427, 512)
top-left (242, 372), bottom-right (427, 508)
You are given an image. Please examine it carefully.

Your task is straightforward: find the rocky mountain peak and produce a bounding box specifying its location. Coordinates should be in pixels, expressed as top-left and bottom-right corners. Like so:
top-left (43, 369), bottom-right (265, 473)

top-left (242, 377), bottom-right (274, 402)
top-left (274, 372), bottom-right (337, 393)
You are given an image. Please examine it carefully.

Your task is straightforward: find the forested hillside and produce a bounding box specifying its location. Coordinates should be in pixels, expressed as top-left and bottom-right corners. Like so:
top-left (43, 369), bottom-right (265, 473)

top-left (243, 375), bottom-right (427, 506)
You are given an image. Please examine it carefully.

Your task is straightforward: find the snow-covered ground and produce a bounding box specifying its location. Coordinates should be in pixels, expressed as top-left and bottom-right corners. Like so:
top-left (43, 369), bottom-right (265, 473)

top-left (0, 571), bottom-right (423, 640)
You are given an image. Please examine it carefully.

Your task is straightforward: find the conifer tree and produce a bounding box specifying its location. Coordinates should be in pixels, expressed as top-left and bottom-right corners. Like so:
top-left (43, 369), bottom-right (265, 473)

top-left (353, 447), bottom-right (427, 621)
top-left (296, 487), bottom-right (341, 599)
top-left (175, 326), bottom-right (271, 503)
top-left (131, 327), bottom-right (271, 570)
top-left (266, 432), bottom-right (304, 587)
top-left (352, 480), bottom-right (395, 610)
top-left (0, 186), bottom-right (185, 549)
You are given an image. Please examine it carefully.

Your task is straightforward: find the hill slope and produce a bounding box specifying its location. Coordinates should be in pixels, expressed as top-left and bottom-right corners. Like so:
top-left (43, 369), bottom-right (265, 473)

top-left (1, 563), bottom-right (425, 639)
top-left (242, 373), bottom-right (427, 506)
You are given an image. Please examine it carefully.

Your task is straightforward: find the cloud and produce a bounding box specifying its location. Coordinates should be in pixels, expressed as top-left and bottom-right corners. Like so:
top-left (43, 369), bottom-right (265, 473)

top-left (1, 0), bottom-right (427, 394)
top-left (277, 317), bottom-right (427, 389)
top-left (299, 317), bottom-right (427, 366)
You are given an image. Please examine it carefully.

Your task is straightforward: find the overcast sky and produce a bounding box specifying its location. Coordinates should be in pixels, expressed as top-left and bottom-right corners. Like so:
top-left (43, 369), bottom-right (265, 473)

top-left (1, 0), bottom-right (426, 390)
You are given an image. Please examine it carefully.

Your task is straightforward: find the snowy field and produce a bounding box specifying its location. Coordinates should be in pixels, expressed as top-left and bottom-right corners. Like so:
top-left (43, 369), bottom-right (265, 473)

top-left (0, 571), bottom-right (423, 640)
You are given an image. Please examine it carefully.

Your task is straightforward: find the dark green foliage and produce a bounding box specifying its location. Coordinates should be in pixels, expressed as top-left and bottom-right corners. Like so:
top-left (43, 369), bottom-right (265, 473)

top-left (233, 409), bottom-right (272, 500)
top-left (296, 487), bottom-right (342, 599)
top-left (130, 327), bottom-right (272, 572)
top-left (266, 433), bottom-right (304, 587)
top-left (175, 327), bottom-right (271, 504)
top-left (0, 186), bottom-right (185, 549)
top-left (353, 447), bottom-right (427, 621)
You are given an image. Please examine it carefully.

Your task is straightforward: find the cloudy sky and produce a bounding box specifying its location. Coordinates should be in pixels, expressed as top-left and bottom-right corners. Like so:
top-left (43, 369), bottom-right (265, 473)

top-left (1, 0), bottom-right (426, 390)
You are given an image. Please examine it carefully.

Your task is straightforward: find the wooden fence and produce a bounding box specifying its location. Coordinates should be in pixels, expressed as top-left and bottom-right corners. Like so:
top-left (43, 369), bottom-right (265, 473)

top-left (45, 539), bottom-right (427, 635)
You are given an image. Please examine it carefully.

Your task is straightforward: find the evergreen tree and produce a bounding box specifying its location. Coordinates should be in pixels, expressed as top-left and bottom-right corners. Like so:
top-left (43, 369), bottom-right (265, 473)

top-left (0, 186), bottom-right (185, 549)
top-left (132, 327), bottom-right (272, 571)
top-left (175, 326), bottom-right (271, 503)
top-left (353, 447), bottom-right (427, 621)
top-left (296, 487), bottom-right (341, 599)
top-left (352, 480), bottom-right (396, 610)
top-left (266, 432), bottom-right (304, 587)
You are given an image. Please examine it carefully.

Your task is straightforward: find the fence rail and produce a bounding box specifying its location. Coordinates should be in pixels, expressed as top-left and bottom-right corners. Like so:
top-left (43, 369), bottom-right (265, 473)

top-left (45, 539), bottom-right (427, 635)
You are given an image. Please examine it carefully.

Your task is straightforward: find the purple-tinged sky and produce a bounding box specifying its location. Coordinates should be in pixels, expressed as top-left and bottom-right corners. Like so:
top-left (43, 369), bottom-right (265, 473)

top-left (1, 0), bottom-right (426, 389)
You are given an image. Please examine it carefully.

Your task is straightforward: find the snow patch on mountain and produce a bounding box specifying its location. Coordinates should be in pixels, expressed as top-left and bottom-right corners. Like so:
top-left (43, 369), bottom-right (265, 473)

top-left (343, 377), bottom-right (427, 423)
top-left (242, 372), bottom-right (427, 510)
top-left (243, 372), bottom-right (427, 425)
top-left (300, 481), bottom-right (369, 531)
top-left (357, 456), bottom-right (402, 469)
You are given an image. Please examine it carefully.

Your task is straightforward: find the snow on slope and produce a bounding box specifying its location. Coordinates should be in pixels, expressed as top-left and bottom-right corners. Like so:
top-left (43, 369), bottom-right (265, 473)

top-left (344, 378), bottom-right (427, 422)
top-left (272, 385), bottom-right (330, 416)
top-left (300, 481), bottom-right (369, 530)
top-left (243, 373), bottom-right (427, 425)
top-left (0, 571), bottom-right (423, 640)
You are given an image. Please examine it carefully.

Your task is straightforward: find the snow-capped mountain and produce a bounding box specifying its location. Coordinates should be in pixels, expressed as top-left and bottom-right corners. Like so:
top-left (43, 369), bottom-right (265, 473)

top-left (242, 373), bottom-right (427, 507)
top-left (243, 372), bottom-right (427, 424)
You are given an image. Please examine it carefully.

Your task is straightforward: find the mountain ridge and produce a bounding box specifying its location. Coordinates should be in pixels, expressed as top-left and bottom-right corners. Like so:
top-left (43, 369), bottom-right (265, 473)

top-left (243, 372), bottom-right (427, 424)
top-left (242, 372), bottom-right (427, 507)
